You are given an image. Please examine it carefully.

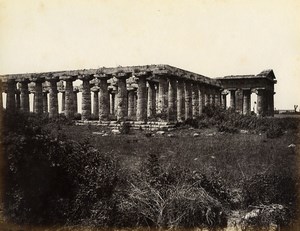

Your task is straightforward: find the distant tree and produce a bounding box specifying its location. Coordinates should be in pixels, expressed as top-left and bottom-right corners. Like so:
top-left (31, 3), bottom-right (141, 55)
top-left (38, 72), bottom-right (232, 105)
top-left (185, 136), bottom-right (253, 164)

top-left (294, 105), bottom-right (298, 112)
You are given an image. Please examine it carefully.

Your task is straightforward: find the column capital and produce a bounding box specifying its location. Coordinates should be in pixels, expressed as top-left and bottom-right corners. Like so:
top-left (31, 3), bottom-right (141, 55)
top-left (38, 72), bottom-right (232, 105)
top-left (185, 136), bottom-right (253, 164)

top-left (59, 75), bottom-right (77, 81)
top-left (30, 74), bottom-right (45, 83)
top-left (46, 76), bottom-right (59, 82)
top-left (78, 74), bottom-right (94, 81)
top-left (96, 73), bottom-right (113, 79)
top-left (115, 72), bottom-right (131, 79)
top-left (91, 86), bottom-right (99, 92)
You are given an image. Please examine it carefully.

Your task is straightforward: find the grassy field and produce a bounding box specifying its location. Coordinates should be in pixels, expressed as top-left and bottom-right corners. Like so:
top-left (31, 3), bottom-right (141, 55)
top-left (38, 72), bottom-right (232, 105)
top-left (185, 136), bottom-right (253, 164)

top-left (59, 124), bottom-right (299, 188)
top-left (1, 111), bottom-right (300, 230)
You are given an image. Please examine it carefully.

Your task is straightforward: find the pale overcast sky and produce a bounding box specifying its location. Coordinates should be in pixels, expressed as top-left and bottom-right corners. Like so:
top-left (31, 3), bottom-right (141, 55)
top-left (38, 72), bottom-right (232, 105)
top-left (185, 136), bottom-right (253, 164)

top-left (0, 0), bottom-right (299, 110)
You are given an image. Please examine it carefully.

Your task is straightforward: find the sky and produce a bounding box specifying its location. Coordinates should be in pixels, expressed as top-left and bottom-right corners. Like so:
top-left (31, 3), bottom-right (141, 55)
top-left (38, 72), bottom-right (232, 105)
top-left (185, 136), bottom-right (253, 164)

top-left (0, 0), bottom-right (299, 110)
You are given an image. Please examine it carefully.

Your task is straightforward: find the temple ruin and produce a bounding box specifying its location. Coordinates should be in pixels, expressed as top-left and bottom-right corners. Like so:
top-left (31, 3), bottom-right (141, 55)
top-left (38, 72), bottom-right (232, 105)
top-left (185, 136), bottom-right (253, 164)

top-left (0, 64), bottom-right (276, 129)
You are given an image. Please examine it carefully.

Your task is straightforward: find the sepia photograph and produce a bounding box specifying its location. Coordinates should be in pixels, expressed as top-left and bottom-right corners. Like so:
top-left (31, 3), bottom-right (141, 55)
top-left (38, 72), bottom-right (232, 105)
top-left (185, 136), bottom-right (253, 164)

top-left (0, 0), bottom-right (300, 230)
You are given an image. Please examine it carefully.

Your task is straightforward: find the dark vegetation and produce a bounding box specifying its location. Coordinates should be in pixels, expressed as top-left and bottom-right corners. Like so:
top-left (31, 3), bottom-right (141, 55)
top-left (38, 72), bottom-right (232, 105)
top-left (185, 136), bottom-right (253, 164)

top-left (1, 106), bottom-right (299, 230)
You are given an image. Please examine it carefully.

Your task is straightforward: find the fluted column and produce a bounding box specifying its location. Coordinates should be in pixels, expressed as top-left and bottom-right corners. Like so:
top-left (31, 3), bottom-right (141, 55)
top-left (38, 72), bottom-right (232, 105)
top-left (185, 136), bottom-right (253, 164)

top-left (91, 88), bottom-right (99, 117)
top-left (110, 90), bottom-right (116, 115)
top-left (147, 82), bottom-right (156, 118)
top-left (269, 91), bottom-right (274, 116)
top-left (15, 90), bottom-right (21, 110)
top-left (199, 85), bottom-right (205, 115)
top-left (210, 90), bottom-right (215, 106)
top-left (20, 80), bottom-right (30, 112)
top-left (128, 88), bottom-right (135, 119)
top-left (116, 72), bottom-right (130, 120)
top-left (79, 75), bottom-right (93, 120)
top-left (177, 79), bottom-right (185, 121)
top-left (221, 92), bottom-right (227, 109)
top-left (33, 78), bottom-right (44, 114)
top-left (229, 89), bottom-right (236, 110)
top-left (185, 81), bottom-right (192, 120)
top-left (257, 88), bottom-right (266, 117)
top-left (98, 74), bottom-right (111, 121)
top-left (167, 77), bottom-right (177, 122)
top-left (61, 91), bottom-right (65, 113)
top-left (47, 77), bottom-right (59, 118)
top-left (43, 91), bottom-right (48, 113)
top-left (73, 89), bottom-right (78, 114)
top-left (157, 75), bottom-right (168, 121)
top-left (215, 90), bottom-right (221, 106)
top-left (204, 89), bottom-right (210, 106)
top-left (242, 89), bottom-right (251, 115)
top-left (136, 72), bottom-right (149, 122)
top-left (192, 82), bottom-right (199, 119)
top-left (62, 77), bottom-right (75, 119)
top-left (0, 80), bottom-right (3, 112)
top-left (6, 79), bottom-right (16, 111)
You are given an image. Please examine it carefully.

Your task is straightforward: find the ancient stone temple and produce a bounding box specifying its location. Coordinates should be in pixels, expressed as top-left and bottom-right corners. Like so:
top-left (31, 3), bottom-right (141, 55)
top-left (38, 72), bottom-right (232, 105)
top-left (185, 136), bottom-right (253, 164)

top-left (0, 65), bottom-right (276, 128)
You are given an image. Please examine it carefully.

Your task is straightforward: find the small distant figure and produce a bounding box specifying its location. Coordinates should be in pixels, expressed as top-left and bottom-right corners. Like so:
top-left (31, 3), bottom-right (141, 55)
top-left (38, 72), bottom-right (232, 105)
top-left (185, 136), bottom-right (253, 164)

top-left (294, 105), bottom-right (298, 113)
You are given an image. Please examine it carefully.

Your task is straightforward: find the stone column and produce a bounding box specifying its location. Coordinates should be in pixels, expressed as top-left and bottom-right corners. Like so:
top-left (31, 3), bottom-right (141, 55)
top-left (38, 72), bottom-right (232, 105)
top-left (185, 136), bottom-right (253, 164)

top-left (210, 90), bottom-right (215, 106)
top-left (98, 75), bottom-right (110, 121)
top-left (6, 79), bottom-right (16, 111)
top-left (128, 88), bottom-right (135, 119)
top-left (147, 82), bottom-right (156, 118)
top-left (79, 75), bottom-right (93, 120)
top-left (116, 72), bottom-right (130, 120)
top-left (43, 91), bottom-right (48, 113)
top-left (110, 90), bottom-right (116, 115)
top-left (204, 89), bottom-right (210, 106)
top-left (0, 80), bottom-right (3, 111)
top-left (215, 90), bottom-right (221, 106)
top-left (47, 77), bottom-right (59, 118)
top-left (15, 90), bottom-right (21, 110)
top-left (221, 92), bottom-right (227, 109)
top-left (63, 77), bottom-right (75, 119)
top-left (73, 89), bottom-right (78, 114)
top-left (185, 80), bottom-right (192, 120)
top-left (199, 85), bottom-right (205, 115)
top-left (157, 75), bottom-right (168, 120)
top-left (33, 78), bottom-right (44, 114)
top-left (61, 91), bottom-right (65, 113)
top-left (229, 89), bottom-right (236, 110)
top-left (168, 77), bottom-right (177, 122)
top-left (269, 91), bottom-right (274, 116)
top-left (236, 89), bottom-right (243, 113)
top-left (242, 89), bottom-right (251, 115)
top-left (20, 80), bottom-right (30, 112)
top-left (136, 72), bottom-right (149, 122)
top-left (192, 82), bottom-right (199, 119)
top-left (177, 79), bottom-right (185, 121)
top-left (91, 88), bottom-right (99, 117)
top-left (257, 88), bottom-right (266, 117)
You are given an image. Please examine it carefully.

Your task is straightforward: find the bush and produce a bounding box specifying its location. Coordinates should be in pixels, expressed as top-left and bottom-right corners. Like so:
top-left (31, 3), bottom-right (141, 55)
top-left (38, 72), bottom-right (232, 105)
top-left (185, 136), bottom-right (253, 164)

top-left (2, 111), bottom-right (119, 226)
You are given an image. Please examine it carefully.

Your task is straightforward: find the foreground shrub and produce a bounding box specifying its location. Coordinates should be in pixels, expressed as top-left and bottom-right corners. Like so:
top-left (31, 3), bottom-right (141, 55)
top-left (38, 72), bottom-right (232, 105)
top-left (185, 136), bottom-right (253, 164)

top-left (2, 111), bottom-right (119, 226)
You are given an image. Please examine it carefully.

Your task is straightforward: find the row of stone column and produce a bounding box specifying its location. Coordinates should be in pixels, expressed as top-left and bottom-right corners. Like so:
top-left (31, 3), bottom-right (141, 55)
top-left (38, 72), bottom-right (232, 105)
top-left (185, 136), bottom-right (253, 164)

top-left (227, 88), bottom-right (274, 116)
top-left (1, 74), bottom-right (222, 122)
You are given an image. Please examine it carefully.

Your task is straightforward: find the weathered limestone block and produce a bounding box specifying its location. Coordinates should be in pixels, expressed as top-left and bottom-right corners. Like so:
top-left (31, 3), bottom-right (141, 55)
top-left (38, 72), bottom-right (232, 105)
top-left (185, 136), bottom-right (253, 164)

top-left (177, 79), bottom-right (185, 121)
top-left (168, 77), bottom-right (177, 122)
top-left (185, 81), bottom-right (192, 120)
